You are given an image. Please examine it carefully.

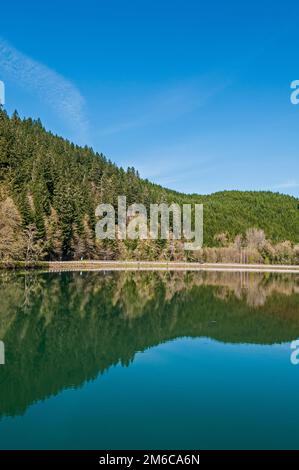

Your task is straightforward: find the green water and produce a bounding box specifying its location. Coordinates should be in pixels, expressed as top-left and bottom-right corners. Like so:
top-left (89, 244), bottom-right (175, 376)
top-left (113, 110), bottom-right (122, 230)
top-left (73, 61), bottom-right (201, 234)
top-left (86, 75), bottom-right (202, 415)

top-left (0, 270), bottom-right (299, 449)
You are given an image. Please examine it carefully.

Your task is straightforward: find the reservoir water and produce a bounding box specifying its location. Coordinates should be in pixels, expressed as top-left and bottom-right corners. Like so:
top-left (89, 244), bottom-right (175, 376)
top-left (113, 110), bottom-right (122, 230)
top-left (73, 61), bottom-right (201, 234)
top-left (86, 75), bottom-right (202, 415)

top-left (0, 270), bottom-right (298, 449)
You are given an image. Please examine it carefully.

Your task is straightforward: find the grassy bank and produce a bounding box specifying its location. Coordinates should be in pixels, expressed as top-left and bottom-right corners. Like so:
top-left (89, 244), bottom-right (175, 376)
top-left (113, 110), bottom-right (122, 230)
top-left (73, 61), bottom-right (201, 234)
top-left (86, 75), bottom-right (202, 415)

top-left (0, 261), bottom-right (50, 270)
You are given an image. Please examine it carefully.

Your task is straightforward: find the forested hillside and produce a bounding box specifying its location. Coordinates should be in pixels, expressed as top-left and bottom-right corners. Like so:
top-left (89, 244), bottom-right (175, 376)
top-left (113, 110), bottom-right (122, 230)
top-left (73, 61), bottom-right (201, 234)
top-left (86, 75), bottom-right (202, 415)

top-left (0, 109), bottom-right (298, 263)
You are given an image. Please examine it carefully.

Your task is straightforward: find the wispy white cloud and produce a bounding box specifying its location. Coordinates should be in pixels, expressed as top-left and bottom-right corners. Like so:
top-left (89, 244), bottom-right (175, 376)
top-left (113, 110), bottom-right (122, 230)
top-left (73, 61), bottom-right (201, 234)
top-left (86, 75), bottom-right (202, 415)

top-left (271, 180), bottom-right (299, 190)
top-left (99, 78), bottom-right (230, 136)
top-left (0, 38), bottom-right (88, 140)
top-left (121, 139), bottom-right (217, 190)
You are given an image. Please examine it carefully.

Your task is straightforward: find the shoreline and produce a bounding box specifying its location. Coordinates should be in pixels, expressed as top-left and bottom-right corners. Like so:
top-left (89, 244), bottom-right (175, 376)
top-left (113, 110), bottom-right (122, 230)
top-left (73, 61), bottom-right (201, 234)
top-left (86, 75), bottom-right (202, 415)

top-left (1, 261), bottom-right (298, 273)
top-left (48, 261), bottom-right (299, 273)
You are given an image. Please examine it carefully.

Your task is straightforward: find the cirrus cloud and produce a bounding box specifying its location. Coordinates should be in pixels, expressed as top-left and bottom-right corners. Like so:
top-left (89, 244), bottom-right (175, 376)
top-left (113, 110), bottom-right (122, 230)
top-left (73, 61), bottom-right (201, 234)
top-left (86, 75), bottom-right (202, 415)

top-left (0, 38), bottom-right (89, 141)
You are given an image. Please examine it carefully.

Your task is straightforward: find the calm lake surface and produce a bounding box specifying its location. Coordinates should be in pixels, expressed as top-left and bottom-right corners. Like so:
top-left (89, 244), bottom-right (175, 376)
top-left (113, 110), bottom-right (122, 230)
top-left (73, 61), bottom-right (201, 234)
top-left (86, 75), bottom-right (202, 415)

top-left (0, 270), bottom-right (298, 449)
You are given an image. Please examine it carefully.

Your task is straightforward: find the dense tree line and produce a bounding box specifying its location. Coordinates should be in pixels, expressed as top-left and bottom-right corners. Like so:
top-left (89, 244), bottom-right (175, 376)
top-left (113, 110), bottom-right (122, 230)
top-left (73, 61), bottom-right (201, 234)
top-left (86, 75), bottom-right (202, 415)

top-left (0, 108), bottom-right (298, 262)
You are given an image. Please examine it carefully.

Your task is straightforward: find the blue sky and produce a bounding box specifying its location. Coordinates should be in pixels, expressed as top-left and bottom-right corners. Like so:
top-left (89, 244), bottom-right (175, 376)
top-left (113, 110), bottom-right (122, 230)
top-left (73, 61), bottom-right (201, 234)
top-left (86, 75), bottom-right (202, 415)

top-left (0, 0), bottom-right (298, 196)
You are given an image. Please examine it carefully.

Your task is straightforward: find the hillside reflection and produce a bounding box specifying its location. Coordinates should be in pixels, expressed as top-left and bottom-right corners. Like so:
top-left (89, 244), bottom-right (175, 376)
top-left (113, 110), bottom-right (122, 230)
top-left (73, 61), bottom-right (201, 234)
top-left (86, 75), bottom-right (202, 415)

top-left (0, 270), bottom-right (298, 417)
